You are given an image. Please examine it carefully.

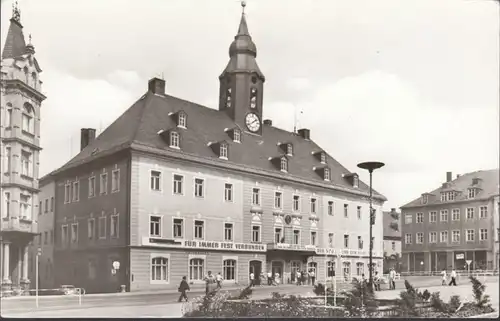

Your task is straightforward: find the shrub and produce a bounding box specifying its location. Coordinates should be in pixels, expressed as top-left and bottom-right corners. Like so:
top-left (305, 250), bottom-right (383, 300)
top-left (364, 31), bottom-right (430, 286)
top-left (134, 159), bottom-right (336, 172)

top-left (448, 295), bottom-right (461, 311)
top-left (342, 278), bottom-right (379, 317)
top-left (469, 276), bottom-right (491, 308)
top-left (313, 282), bottom-right (326, 296)
top-left (430, 292), bottom-right (448, 313)
top-left (395, 280), bottom-right (430, 317)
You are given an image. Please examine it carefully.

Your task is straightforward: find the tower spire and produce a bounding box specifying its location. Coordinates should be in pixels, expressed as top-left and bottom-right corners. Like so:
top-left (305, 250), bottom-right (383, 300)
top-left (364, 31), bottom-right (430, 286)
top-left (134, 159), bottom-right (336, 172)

top-left (12, 1), bottom-right (21, 23)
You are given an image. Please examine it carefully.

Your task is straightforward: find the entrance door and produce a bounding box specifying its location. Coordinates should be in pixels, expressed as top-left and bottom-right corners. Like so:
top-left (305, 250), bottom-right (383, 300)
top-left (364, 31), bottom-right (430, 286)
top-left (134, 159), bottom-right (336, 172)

top-left (290, 261), bottom-right (301, 282)
top-left (271, 261), bottom-right (283, 282)
top-left (308, 262), bottom-right (318, 275)
top-left (249, 260), bottom-right (262, 285)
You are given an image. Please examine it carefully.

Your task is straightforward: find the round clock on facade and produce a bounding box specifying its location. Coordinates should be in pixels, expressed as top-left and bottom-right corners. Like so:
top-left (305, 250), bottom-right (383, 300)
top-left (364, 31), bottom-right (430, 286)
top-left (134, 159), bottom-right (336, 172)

top-left (284, 215), bottom-right (292, 225)
top-left (245, 113), bottom-right (261, 132)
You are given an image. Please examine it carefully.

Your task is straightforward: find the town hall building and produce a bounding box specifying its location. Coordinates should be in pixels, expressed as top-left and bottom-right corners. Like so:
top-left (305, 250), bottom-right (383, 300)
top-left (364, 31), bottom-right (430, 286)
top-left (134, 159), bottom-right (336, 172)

top-left (45, 5), bottom-right (387, 293)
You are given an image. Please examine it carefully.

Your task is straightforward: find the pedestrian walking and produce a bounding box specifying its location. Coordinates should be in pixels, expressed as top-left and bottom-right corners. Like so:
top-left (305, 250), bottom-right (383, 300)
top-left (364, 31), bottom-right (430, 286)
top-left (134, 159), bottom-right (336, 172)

top-left (267, 271), bottom-right (272, 286)
top-left (204, 271), bottom-right (216, 295)
top-left (275, 272), bottom-right (280, 285)
top-left (260, 272), bottom-right (265, 287)
top-left (389, 268), bottom-right (396, 290)
top-left (177, 276), bottom-right (190, 302)
top-left (296, 270), bottom-right (301, 286)
top-left (374, 271), bottom-right (381, 291)
top-left (216, 272), bottom-right (223, 289)
top-left (310, 269), bottom-right (316, 286)
top-left (441, 269), bottom-right (447, 286)
top-left (249, 272), bottom-right (255, 287)
top-left (448, 269), bottom-right (457, 286)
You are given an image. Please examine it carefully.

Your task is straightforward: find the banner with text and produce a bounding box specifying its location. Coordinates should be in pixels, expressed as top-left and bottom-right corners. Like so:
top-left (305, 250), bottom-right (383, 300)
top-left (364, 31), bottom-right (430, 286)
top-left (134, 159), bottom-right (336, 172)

top-left (143, 237), bottom-right (267, 252)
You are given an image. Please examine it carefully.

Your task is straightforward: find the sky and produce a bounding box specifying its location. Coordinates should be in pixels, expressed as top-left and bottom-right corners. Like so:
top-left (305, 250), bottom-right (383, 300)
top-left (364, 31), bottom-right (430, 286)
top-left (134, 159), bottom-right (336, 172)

top-left (1, 0), bottom-right (498, 210)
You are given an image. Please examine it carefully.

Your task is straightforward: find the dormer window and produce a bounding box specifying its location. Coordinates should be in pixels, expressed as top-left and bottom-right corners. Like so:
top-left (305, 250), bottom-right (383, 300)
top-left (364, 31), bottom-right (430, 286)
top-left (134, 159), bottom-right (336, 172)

top-left (320, 152), bottom-right (326, 164)
top-left (472, 178), bottom-right (480, 185)
top-left (324, 168), bottom-right (331, 181)
top-left (343, 173), bottom-right (359, 188)
top-left (353, 176), bottom-right (359, 188)
top-left (287, 144), bottom-right (293, 156)
top-left (169, 131), bottom-right (180, 149)
top-left (421, 194), bottom-right (428, 204)
top-left (233, 129), bottom-right (241, 143)
top-left (177, 112), bottom-right (187, 128)
top-left (220, 143), bottom-right (228, 159)
top-left (280, 157), bottom-right (288, 172)
top-left (250, 88), bottom-right (257, 109)
top-left (468, 188), bottom-right (476, 199)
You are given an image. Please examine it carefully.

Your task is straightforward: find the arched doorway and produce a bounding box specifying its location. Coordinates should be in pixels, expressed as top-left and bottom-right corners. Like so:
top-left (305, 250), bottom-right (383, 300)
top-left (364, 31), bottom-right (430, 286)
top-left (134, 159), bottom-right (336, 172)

top-left (271, 261), bottom-right (284, 284)
top-left (249, 260), bottom-right (262, 285)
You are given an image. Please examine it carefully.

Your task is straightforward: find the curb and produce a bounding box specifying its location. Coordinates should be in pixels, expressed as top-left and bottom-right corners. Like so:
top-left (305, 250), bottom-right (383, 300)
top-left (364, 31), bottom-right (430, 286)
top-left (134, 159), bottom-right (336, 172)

top-left (468, 311), bottom-right (499, 318)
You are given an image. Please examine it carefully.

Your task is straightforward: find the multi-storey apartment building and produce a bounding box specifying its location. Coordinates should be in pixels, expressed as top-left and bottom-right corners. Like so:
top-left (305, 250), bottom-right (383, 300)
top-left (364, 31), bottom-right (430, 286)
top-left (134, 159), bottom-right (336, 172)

top-left (27, 176), bottom-right (56, 289)
top-left (1, 6), bottom-right (46, 293)
top-left (400, 170), bottom-right (499, 272)
top-left (383, 208), bottom-right (401, 271)
top-left (48, 6), bottom-right (386, 293)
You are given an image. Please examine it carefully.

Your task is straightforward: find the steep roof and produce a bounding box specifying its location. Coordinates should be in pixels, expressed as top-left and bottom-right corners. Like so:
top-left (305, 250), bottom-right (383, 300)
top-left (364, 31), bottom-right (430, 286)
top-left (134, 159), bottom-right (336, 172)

top-left (2, 17), bottom-right (27, 60)
top-left (383, 209), bottom-right (401, 239)
top-left (400, 169), bottom-right (499, 209)
top-left (52, 89), bottom-right (386, 201)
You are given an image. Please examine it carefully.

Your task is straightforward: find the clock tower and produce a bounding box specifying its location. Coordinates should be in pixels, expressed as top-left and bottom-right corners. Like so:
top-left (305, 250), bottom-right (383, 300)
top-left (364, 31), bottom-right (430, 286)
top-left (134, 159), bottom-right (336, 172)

top-left (219, 2), bottom-right (265, 135)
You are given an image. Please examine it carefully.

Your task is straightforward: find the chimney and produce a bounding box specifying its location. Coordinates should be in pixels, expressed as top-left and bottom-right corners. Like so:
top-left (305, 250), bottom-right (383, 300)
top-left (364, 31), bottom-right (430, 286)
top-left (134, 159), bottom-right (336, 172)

top-left (80, 128), bottom-right (96, 151)
top-left (148, 77), bottom-right (165, 95)
top-left (297, 128), bottom-right (310, 140)
top-left (263, 119), bottom-right (272, 126)
top-left (446, 171), bottom-right (452, 182)
top-left (391, 208), bottom-right (396, 212)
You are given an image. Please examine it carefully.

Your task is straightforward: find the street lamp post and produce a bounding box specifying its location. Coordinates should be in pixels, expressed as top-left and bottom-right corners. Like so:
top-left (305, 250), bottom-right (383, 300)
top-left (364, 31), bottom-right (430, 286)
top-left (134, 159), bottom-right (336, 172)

top-left (357, 161), bottom-right (385, 292)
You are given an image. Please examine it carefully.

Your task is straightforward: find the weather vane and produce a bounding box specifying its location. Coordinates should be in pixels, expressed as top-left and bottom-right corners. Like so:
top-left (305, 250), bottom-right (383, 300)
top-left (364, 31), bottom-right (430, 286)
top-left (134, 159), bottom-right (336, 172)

top-left (241, 0), bottom-right (246, 14)
top-left (12, 1), bottom-right (21, 22)
top-left (28, 34), bottom-right (32, 45)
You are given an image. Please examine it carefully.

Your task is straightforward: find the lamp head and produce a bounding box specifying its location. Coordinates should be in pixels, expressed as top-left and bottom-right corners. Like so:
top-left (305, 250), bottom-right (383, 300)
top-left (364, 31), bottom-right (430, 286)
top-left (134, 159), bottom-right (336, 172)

top-left (357, 161), bottom-right (385, 172)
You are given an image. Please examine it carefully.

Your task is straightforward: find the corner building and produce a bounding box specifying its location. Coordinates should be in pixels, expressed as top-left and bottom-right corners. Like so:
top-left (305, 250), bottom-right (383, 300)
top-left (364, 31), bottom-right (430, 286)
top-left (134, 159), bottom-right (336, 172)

top-left (400, 170), bottom-right (499, 272)
top-left (49, 9), bottom-right (386, 293)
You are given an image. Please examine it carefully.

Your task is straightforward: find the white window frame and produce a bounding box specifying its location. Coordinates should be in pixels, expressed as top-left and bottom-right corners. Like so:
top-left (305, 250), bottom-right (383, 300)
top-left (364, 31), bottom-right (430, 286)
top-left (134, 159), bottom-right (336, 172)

top-left (429, 211), bottom-right (437, 223)
top-left (72, 180), bottom-right (80, 202)
top-left (405, 214), bottom-right (412, 224)
top-left (220, 143), bottom-right (228, 160)
top-left (293, 195), bottom-right (300, 212)
top-left (71, 223), bottom-right (79, 244)
top-left (440, 231), bottom-right (448, 243)
top-left (150, 253), bottom-right (171, 284)
top-left (357, 236), bottom-right (363, 249)
top-left (466, 229), bottom-right (475, 242)
top-left (173, 217), bottom-right (184, 238)
top-left (64, 181), bottom-right (71, 204)
top-left (429, 232), bottom-right (437, 243)
top-left (224, 183), bottom-right (233, 202)
top-left (224, 222), bottom-right (234, 242)
top-left (357, 206), bottom-right (362, 220)
top-left (194, 177), bottom-right (205, 198)
top-left (320, 152), bottom-right (326, 164)
top-left (416, 212), bottom-right (424, 223)
top-left (150, 170), bottom-right (162, 192)
top-left (327, 201), bottom-right (334, 216)
top-left (98, 216), bottom-right (107, 239)
top-left (466, 207), bottom-right (474, 220)
top-left (440, 209), bottom-right (448, 222)
top-left (173, 174), bottom-right (184, 195)
top-left (344, 204), bottom-right (349, 218)
top-left (280, 157), bottom-right (288, 172)
top-left (452, 208), bottom-right (460, 221)
top-left (88, 176), bottom-right (96, 198)
top-left (233, 130), bottom-right (241, 143)
top-left (194, 219), bottom-right (205, 240)
top-left (343, 234), bottom-right (349, 248)
top-left (416, 232), bottom-right (424, 244)
top-left (110, 213), bottom-right (119, 239)
top-left (422, 194), bottom-right (428, 204)
top-left (100, 172), bottom-right (108, 195)
top-left (310, 198), bottom-right (317, 214)
top-left (479, 206), bottom-right (487, 219)
top-left (178, 113), bottom-right (187, 128)
top-left (324, 168), bottom-right (330, 181)
top-left (479, 228), bottom-right (488, 241)
top-left (293, 229), bottom-right (301, 245)
top-left (251, 225), bottom-right (261, 243)
top-left (328, 233), bottom-right (334, 247)
top-left (405, 233), bottom-right (412, 244)
top-left (310, 231), bottom-right (317, 246)
top-left (111, 169), bottom-right (120, 193)
top-left (452, 230), bottom-right (460, 243)
top-left (252, 188), bottom-right (260, 206)
top-left (150, 215), bottom-right (162, 238)
top-left (222, 257), bottom-right (238, 282)
top-left (169, 131), bottom-right (180, 149)
top-left (274, 227), bottom-right (283, 244)
top-left (468, 188), bottom-right (476, 199)
top-left (88, 218), bottom-right (95, 240)
top-left (274, 191), bottom-right (282, 209)
top-left (188, 255), bottom-right (206, 283)
top-left (5, 103), bottom-right (12, 128)
top-left (286, 144), bottom-right (293, 156)
top-left (61, 224), bottom-right (69, 245)
top-left (4, 145), bottom-right (11, 173)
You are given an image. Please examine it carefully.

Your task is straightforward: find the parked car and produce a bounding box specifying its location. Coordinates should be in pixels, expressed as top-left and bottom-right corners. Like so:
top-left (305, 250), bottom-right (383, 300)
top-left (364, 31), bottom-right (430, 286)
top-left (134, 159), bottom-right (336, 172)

top-left (60, 285), bottom-right (77, 295)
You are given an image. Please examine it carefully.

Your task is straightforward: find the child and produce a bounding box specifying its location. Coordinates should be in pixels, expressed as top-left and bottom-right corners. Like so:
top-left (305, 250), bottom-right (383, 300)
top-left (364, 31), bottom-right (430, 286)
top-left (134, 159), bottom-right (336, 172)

top-left (441, 269), bottom-right (447, 286)
top-left (178, 276), bottom-right (190, 302)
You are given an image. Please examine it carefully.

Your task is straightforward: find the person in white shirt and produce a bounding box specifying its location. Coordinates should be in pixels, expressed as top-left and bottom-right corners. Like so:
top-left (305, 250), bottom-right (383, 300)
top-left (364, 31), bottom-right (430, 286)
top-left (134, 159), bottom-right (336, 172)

top-left (448, 269), bottom-right (457, 286)
top-left (389, 268), bottom-right (396, 290)
top-left (296, 271), bottom-right (302, 286)
top-left (275, 272), bottom-right (280, 285)
top-left (441, 269), bottom-right (447, 286)
top-left (310, 270), bottom-right (316, 286)
top-left (249, 272), bottom-right (255, 287)
top-left (216, 272), bottom-right (223, 289)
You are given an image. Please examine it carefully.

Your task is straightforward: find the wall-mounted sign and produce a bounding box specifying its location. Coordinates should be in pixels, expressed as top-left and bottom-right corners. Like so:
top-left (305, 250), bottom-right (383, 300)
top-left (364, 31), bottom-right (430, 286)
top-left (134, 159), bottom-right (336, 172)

top-left (456, 254), bottom-right (465, 260)
top-left (143, 237), bottom-right (267, 252)
top-left (113, 261), bottom-right (120, 270)
top-left (273, 243), bottom-right (316, 251)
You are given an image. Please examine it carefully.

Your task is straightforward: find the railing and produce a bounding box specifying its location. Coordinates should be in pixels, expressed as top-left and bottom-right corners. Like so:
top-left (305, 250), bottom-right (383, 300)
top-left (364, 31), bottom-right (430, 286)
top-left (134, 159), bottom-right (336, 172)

top-left (399, 270), bottom-right (498, 277)
top-left (0, 288), bottom-right (86, 307)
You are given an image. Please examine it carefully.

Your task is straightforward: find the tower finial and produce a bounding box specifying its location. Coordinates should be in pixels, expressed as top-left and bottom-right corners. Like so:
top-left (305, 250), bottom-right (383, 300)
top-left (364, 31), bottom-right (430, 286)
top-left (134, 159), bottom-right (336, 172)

top-left (241, 1), bottom-right (246, 14)
top-left (12, 1), bottom-right (21, 22)
top-left (29, 34), bottom-right (32, 45)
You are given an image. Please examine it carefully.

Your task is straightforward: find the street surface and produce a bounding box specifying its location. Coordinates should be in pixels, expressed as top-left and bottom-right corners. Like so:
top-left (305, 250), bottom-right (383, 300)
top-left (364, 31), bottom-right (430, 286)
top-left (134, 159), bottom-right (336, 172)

top-left (2, 276), bottom-right (498, 318)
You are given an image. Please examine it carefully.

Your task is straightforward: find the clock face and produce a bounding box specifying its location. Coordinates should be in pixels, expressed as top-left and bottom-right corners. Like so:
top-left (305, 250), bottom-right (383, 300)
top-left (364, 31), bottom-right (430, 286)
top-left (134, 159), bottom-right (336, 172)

top-left (245, 113), bottom-right (261, 132)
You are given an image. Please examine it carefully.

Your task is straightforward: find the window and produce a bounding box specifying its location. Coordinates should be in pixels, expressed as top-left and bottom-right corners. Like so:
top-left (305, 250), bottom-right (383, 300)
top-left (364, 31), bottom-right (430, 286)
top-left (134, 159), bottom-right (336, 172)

top-left (100, 173), bottom-right (108, 195)
top-left (88, 177), bottom-right (95, 197)
top-left (405, 233), bottom-right (412, 244)
top-left (173, 218), bottom-right (183, 238)
top-left (22, 104), bottom-right (33, 133)
top-left (466, 229), bottom-right (475, 242)
top-left (429, 232), bottom-right (437, 243)
top-left (416, 213), bottom-right (423, 223)
top-left (327, 261), bottom-right (335, 277)
top-left (440, 231), bottom-right (448, 243)
top-left (440, 210), bottom-right (448, 222)
top-left (358, 236), bottom-right (363, 249)
top-left (21, 151), bottom-right (32, 177)
top-left (429, 211), bottom-right (437, 223)
top-left (223, 259), bottom-right (236, 281)
top-left (252, 225), bottom-right (261, 243)
top-left (170, 131), bottom-right (180, 148)
top-left (344, 204), bottom-right (348, 218)
top-left (151, 257), bottom-right (169, 282)
top-left (44, 231), bottom-right (48, 244)
top-left (356, 263), bottom-right (364, 276)
top-left (250, 88), bottom-right (257, 108)
top-left (324, 168), bottom-right (330, 181)
top-left (173, 174), bottom-right (183, 195)
top-left (220, 143), bottom-right (228, 159)
top-left (64, 182), bottom-right (71, 203)
top-left (88, 218), bottom-right (95, 239)
top-left (466, 208), bottom-right (474, 220)
top-left (50, 230), bottom-right (54, 243)
top-left (274, 228), bottom-right (283, 244)
top-left (310, 198), bottom-right (317, 214)
top-left (405, 214), bottom-right (412, 224)
top-left (320, 152), bottom-right (326, 164)
top-left (194, 220), bottom-right (204, 239)
top-left (5, 103), bottom-right (12, 127)
top-left (280, 157), bottom-right (288, 172)
top-left (328, 201), bottom-right (334, 216)
top-left (479, 229), bottom-right (488, 241)
top-left (343, 262), bottom-right (351, 277)
top-left (71, 224), bottom-right (78, 243)
top-left (99, 217), bottom-right (106, 239)
top-left (357, 206), bottom-right (361, 220)
top-left (310, 231), bottom-right (317, 246)
top-left (189, 258), bottom-right (204, 281)
top-left (440, 192), bottom-right (447, 202)
top-left (479, 206), bottom-right (487, 219)
top-left (233, 130), bottom-right (241, 143)
top-left (252, 188), bottom-right (260, 205)
top-left (293, 229), bottom-right (300, 245)
top-left (286, 144), bottom-right (293, 156)
top-left (150, 171), bottom-right (161, 191)
top-left (4, 146), bottom-right (11, 173)
top-left (178, 113), bottom-right (187, 128)
top-left (328, 233), bottom-right (334, 247)
top-left (61, 225), bottom-right (68, 244)
top-left (3, 192), bottom-right (11, 218)
top-left (422, 194), bottom-right (428, 204)
top-left (224, 223), bottom-right (233, 241)
top-left (468, 188), bottom-right (476, 199)
top-left (110, 214), bottom-right (119, 238)
top-left (353, 176), bottom-right (359, 188)
top-left (19, 194), bottom-right (31, 219)
top-left (293, 195), bottom-right (300, 211)
top-left (416, 232), bottom-right (424, 244)
top-left (224, 183), bottom-right (233, 202)
top-left (111, 169), bottom-right (120, 193)
top-left (72, 181), bottom-right (80, 202)
top-left (391, 241), bottom-right (396, 250)
top-left (447, 192), bottom-right (455, 201)
top-left (194, 178), bottom-right (204, 198)
top-left (150, 216), bottom-right (161, 237)
top-left (452, 230), bottom-right (460, 243)
top-left (343, 234), bottom-right (349, 248)
top-left (39, 201), bottom-right (43, 215)
top-left (452, 209), bottom-right (460, 221)
top-left (274, 192), bottom-right (282, 209)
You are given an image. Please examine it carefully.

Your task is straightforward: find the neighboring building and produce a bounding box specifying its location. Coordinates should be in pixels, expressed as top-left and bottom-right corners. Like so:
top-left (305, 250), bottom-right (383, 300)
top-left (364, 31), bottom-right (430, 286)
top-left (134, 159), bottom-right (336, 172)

top-left (48, 6), bottom-right (386, 293)
top-left (400, 170), bottom-right (499, 272)
top-left (27, 176), bottom-right (56, 289)
top-left (383, 208), bottom-right (401, 272)
top-left (1, 6), bottom-right (46, 292)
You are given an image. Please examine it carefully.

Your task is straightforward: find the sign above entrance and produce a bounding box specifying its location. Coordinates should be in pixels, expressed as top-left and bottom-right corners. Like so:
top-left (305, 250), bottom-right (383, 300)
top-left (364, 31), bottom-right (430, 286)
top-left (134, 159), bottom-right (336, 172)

top-left (456, 254), bottom-right (465, 260)
top-left (142, 237), bottom-right (267, 252)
